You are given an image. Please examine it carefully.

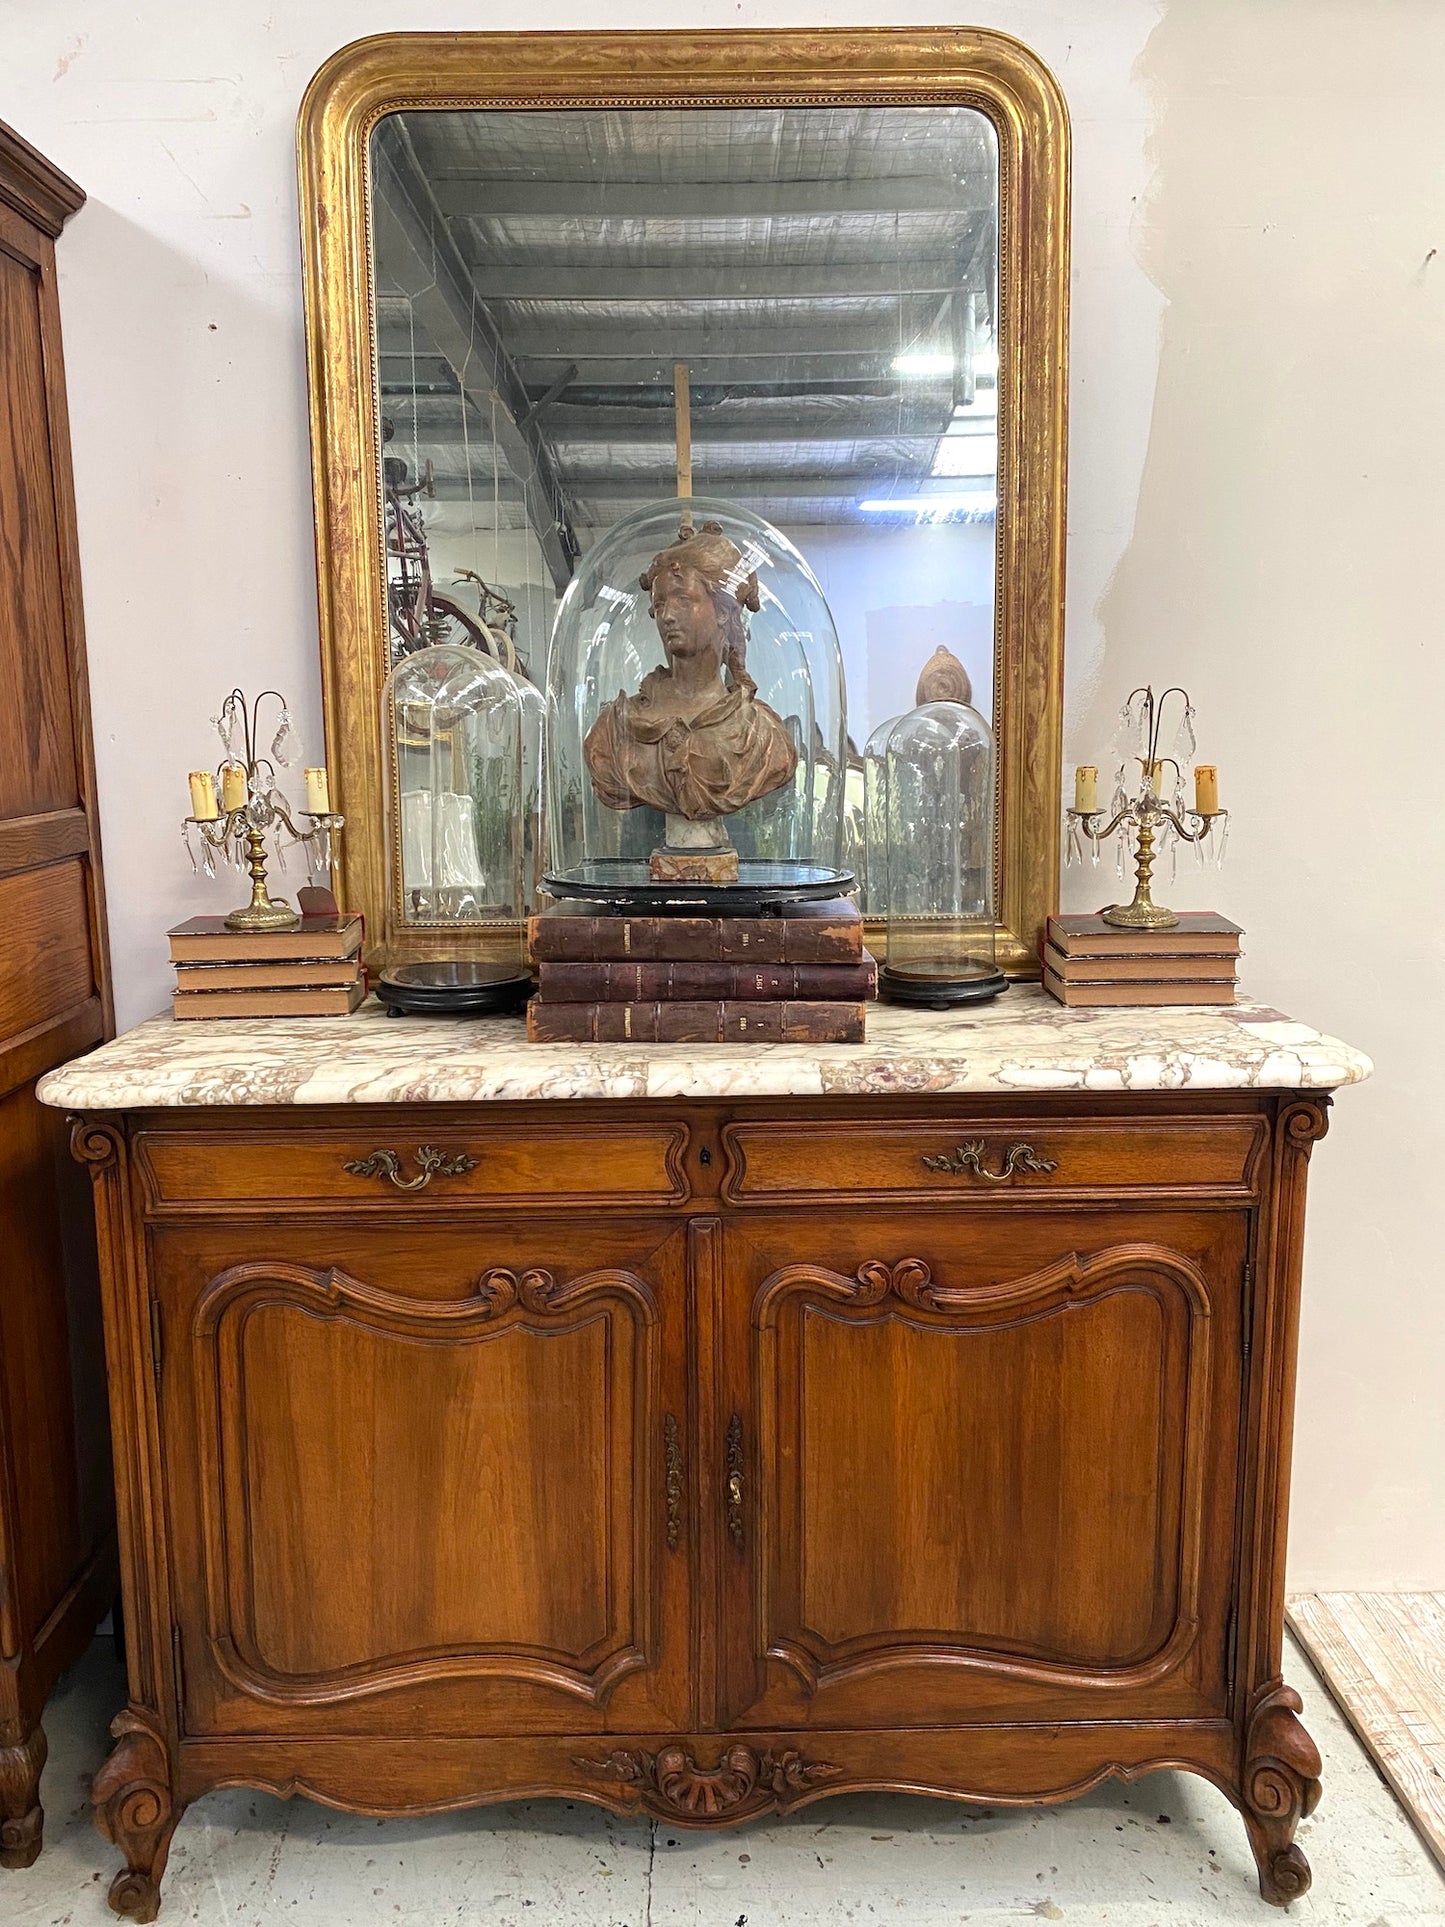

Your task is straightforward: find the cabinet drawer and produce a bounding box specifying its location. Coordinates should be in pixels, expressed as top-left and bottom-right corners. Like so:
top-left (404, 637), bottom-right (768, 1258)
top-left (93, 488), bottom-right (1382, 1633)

top-left (722, 1114), bottom-right (1263, 1204)
top-left (135, 1120), bottom-right (690, 1211)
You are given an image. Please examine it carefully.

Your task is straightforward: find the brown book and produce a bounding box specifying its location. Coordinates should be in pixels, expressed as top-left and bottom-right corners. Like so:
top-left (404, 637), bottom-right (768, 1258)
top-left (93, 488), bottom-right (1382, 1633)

top-left (172, 980), bottom-right (367, 1020)
top-left (1043, 966), bottom-right (1236, 1008)
top-left (537, 954), bottom-right (877, 1004)
top-left (528, 897), bottom-right (863, 965)
top-left (168, 913), bottom-right (364, 964)
top-left (1043, 943), bottom-right (1236, 985)
top-left (527, 998), bottom-right (866, 1044)
top-left (173, 958), bottom-right (363, 991)
top-left (1046, 912), bottom-right (1242, 959)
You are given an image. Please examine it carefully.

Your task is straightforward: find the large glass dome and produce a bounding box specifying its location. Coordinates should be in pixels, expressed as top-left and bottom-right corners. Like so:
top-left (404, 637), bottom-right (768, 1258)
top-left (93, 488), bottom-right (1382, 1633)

top-left (545, 498), bottom-right (849, 906)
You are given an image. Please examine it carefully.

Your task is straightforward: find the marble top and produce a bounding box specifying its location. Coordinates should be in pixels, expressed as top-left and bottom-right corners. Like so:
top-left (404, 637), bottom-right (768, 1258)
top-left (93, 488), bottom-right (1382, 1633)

top-left (36, 988), bottom-right (1371, 1111)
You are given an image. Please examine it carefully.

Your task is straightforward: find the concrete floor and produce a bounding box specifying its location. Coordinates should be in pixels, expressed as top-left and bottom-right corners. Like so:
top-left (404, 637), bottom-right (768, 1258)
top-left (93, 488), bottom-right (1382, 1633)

top-left (10, 1635), bottom-right (1444, 1927)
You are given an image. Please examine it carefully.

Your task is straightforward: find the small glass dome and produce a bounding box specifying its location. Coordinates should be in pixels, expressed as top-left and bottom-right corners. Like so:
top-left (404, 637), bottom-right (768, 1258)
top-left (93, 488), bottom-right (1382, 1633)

top-left (545, 498), bottom-right (849, 904)
top-left (860, 712), bottom-right (902, 916)
top-left (881, 699), bottom-right (1006, 1005)
top-left (380, 642), bottom-right (539, 984)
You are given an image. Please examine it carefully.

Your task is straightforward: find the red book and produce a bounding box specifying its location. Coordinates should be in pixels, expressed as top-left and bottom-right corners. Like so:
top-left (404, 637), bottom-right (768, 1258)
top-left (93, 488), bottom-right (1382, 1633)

top-left (537, 955), bottom-right (876, 1003)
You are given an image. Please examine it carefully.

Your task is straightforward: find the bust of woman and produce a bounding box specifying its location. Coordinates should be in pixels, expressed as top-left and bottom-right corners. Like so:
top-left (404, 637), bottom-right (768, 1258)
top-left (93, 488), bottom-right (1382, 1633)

top-left (582, 521), bottom-right (798, 879)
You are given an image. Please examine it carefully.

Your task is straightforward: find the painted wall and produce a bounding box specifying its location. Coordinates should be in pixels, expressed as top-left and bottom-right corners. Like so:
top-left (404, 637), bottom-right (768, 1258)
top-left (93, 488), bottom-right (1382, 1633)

top-left (3, 0), bottom-right (1438, 1588)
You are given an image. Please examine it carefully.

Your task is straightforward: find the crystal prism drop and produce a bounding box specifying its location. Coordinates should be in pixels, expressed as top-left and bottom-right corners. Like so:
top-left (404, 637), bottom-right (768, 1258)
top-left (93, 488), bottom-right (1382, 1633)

top-left (1173, 700), bottom-right (1197, 765)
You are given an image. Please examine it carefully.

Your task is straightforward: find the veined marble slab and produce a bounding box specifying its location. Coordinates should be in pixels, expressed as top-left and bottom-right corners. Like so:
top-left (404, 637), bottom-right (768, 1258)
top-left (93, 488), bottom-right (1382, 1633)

top-left (37, 987), bottom-right (1371, 1110)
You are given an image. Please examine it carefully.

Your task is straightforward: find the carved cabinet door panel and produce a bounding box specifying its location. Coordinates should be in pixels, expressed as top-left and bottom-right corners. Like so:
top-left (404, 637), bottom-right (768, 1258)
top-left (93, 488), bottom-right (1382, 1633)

top-left (717, 1208), bottom-right (1247, 1731)
top-left (153, 1218), bottom-right (691, 1737)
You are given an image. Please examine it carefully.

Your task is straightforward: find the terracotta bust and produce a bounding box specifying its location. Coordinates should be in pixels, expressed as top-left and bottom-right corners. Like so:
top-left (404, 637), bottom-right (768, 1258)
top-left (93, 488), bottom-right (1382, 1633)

top-left (915, 644), bottom-right (973, 708)
top-left (583, 521), bottom-right (798, 879)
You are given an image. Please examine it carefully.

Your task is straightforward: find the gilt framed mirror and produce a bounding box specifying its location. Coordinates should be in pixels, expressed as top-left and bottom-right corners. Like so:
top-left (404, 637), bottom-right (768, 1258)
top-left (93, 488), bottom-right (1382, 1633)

top-left (299, 28), bottom-right (1068, 972)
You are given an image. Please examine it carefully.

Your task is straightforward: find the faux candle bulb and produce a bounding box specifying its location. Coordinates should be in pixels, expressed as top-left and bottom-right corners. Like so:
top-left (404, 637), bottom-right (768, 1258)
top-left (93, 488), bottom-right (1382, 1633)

top-left (188, 770), bottom-right (219, 821)
top-left (220, 764), bottom-right (247, 812)
top-left (305, 767), bottom-right (331, 815)
top-left (1073, 765), bottom-right (1098, 814)
top-left (1194, 764), bottom-right (1219, 815)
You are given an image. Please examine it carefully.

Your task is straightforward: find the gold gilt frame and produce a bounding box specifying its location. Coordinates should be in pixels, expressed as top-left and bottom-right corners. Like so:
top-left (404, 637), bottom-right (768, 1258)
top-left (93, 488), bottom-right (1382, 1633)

top-left (299, 28), bottom-right (1069, 972)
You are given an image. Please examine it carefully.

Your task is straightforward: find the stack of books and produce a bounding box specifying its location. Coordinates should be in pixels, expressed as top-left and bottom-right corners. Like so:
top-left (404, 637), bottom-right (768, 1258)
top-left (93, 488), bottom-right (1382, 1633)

top-left (1044, 912), bottom-right (1242, 1007)
top-left (169, 914), bottom-right (366, 1019)
top-left (526, 897), bottom-right (875, 1043)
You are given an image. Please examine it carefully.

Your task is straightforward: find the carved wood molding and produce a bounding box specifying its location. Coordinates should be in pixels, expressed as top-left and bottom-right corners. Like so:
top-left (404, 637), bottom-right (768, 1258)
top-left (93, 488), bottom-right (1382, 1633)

top-left (572, 1742), bottom-right (842, 1820)
top-left (1240, 1678), bottom-right (1321, 1904)
top-left (192, 1258), bottom-right (659, 1712)
top-left (756, 1242), bottom-right (1212, 1328)
top-left (0, 1722), bottom-right (46, 1869)
top-left (754, 1242), bottom-right (1214, 1695)
top-left (91, 1710), bottom-right (178, 1923)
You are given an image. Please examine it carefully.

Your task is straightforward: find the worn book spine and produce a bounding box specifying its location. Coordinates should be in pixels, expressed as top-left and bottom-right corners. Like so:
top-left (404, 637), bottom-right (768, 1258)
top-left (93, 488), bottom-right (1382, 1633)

top-left (172, 960), bottom-right (364, 991)
top-left (537, 956), bottom-right (877, 1003)
top-left (528, 909), bottom-right (863, 965)
top-left (168, 923), bottom-right (364, 964)
top-left (527, 999), bottom-right (866, 1044)
top-left (172, 981), bottom-right (367, 1019)
top-left (1042, 944), bottom-right (1237, 984)
top-left (1043, 968), bottom-right (1236, 1008)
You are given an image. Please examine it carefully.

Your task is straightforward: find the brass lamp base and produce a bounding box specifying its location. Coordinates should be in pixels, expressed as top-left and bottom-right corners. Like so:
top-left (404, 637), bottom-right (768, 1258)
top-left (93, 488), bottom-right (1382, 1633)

top-left (224, 895), bottom-right (301, 933)
top-left (1101, 898), bottom-right (1180, 931)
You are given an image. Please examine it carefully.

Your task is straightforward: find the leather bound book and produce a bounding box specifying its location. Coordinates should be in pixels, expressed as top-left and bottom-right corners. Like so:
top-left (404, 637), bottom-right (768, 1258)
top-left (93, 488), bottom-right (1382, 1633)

top-left (1042, 943), bottom-right (1236, 985)
top-left (168, 914), bottom-right (364, 963)
top-left (1046, 912), bottom-right (1242, 959)
top-left (172, 981), bottom-right (367, 1019)
top-left (528, 897), bottom-right (863, 964)
top-left (1043, 967), bottom-right (1236, 1008)
top-left (537, 954), bottom-right (877, 1003)
top-left (527, 998), bottom-right (866, 1044)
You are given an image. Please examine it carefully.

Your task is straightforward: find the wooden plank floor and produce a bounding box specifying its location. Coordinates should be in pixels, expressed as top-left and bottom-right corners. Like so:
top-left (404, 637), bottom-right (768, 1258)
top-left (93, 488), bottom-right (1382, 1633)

top-left (1288, 1590), bottom-right (1445, 1873)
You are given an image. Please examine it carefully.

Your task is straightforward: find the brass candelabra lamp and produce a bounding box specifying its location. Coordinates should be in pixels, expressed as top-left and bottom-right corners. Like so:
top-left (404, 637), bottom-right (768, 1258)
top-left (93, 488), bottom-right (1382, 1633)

top-left (182, 689), bottom-right (343, 932)
top-left (1065, 684), bottom-right (1228, 930)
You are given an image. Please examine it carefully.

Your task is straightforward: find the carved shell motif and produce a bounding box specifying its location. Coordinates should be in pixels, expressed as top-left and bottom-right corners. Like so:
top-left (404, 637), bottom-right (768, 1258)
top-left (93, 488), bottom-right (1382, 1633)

top-left (574, 1743), bottom-right (842, 1819)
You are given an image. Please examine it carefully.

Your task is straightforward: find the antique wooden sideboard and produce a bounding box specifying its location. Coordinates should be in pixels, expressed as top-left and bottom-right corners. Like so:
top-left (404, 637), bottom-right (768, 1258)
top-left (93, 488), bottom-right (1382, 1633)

top-left (38, 993), bottom-right (1370, 1920)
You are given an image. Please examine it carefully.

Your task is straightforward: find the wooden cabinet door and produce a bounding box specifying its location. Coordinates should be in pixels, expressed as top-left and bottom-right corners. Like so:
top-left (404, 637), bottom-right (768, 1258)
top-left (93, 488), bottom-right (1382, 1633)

top-left (717, 1207), bottom-right (1247, 1730)
top-left (154, 1217), bottom-right (691, 1737)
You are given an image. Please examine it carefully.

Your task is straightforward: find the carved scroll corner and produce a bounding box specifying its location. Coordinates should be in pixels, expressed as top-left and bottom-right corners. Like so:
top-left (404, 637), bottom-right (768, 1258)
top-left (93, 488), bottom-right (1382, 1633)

top-left (1279, 1095), bottom-right (1333, 1156)
top-left (473, 1266), bottom-right (561, 1315)
top-left (70, 1115), bottom-right (123, 1172)
top-left (572, 1742), bottom-right (842, 1822)
top-left (1240, 1680), bottom-right (1321, 1906)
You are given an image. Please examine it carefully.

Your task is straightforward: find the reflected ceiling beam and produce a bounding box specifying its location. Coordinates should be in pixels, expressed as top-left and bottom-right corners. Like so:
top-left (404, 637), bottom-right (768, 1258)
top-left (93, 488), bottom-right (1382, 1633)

top-left (570, 476), bottom-right (917, 503)
top-left (370, 129), bottom-right (578, 592)
top-left (433, 177), bottom-right (988, 221)
top-left (504, 322), bottom-right (940, 362)
top-left (515, 353), bottom-right (896, 387)
top-left (459, 259), bottom-right (977, 302)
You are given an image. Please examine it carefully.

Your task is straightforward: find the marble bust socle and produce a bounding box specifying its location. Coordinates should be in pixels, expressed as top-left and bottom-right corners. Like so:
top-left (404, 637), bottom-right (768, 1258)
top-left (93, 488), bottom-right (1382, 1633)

top-left (582, 521), bottom-right (798, 882)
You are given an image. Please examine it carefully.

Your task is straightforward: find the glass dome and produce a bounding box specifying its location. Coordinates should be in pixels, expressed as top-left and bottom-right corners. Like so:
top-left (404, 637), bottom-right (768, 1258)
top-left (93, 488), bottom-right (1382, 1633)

top-left (881, 699), bottom-right (1006, 1005)
top-left (380, 642), bottom-right (540, 979)
top-left (545, 498), bottom-right (849, 906)
top-left (860, 712), bottom-right (902, 916)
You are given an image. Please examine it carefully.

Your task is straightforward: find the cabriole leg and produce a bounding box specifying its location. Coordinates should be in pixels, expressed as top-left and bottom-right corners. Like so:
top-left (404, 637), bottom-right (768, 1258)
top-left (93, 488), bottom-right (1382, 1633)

top-left (1241, 1681), bottom-right (1322, 1905)
top-left (91, 1711), bottom-right (182, 1922)
top-left (0, 1722), bottom-right (47, 1868)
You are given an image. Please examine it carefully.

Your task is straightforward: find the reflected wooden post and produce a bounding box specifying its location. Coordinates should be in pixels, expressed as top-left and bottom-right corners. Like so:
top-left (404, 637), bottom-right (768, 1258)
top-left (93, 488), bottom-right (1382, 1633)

top-left (674, 360), bottom-right (693, 532)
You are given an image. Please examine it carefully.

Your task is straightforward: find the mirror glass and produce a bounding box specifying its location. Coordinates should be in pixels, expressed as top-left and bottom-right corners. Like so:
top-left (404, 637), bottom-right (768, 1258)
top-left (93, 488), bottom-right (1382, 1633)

top-left (369, 104), bottom-right (1000, 911)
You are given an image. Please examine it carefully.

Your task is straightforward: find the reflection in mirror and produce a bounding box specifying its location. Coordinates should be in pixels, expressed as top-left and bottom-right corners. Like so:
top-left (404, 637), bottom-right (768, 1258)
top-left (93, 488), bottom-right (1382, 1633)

top-left (369, 103), bottom-right (1000, 917)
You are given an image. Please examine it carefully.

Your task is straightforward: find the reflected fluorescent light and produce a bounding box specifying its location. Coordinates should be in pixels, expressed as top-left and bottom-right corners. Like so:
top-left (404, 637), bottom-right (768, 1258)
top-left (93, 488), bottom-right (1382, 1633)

top-left (858, 491), bottom-right (997, 521)
top-left (892, 352), bottom-right (954, 376)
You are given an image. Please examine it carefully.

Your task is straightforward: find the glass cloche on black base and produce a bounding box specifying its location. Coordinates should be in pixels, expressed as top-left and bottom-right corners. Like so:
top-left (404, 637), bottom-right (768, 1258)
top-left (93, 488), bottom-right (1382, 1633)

top-left (544, 499), bottom-right (851, 909)
top-left (877, 698), bottom-right (1008, 1007)
top-left (376, 642), bottom-right (539, 1016)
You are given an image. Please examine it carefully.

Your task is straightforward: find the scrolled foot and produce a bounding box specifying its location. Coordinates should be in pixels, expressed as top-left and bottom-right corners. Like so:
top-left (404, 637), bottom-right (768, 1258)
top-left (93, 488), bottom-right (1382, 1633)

top-left (1242, 1680), bottom-right (1322, 1907)
top-left (109, 1867), bottom-right (162, 1924)
top-left (92, 1711), bottom-right (180, 1920)
top-left (0, 1723), bottom-right (47, 1868)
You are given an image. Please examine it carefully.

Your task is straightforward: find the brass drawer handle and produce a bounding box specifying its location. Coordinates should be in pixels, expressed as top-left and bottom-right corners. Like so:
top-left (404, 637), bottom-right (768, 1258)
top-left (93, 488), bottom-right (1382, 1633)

top-left (725, 1413), bottom-right (745, 1551)
top-left (664, 1413), bottom-right (684, 1553)
top-left (922, 1139), bottom-right (1058, 1183)
top-left (343, 1146), bottom-right (478, 1191)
